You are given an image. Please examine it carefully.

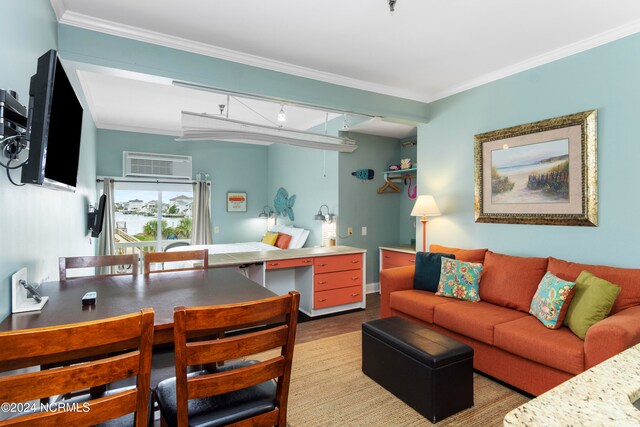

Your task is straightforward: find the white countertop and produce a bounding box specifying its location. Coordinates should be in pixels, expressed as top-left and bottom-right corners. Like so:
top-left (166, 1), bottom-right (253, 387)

top-left (208, 245), bottom-right (366, 268)
top-left (504, 343), bottom-right (640, 426)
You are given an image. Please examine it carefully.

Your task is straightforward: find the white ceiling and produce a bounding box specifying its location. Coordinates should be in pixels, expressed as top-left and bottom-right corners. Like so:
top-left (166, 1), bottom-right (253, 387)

top-left (54, 0), bottom-right (640, 103)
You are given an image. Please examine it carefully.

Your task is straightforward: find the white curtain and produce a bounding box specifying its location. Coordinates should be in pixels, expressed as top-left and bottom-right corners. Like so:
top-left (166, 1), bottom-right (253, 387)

top-left (192, 181), bottom-right (213, 245)
top-left (98, 178), bottom-right (117, 274)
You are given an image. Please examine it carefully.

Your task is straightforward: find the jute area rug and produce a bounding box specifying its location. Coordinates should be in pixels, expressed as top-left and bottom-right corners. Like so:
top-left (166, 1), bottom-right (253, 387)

top-left (267, 331), bottom-right (530, 427)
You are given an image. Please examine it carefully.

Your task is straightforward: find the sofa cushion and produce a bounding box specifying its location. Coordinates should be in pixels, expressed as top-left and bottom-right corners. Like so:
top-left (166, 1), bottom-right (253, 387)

top-left (548, 257), bottom-right (640, 314)
top-left (494, 316), bottom-right (585, 375)
top-left (564, 271), bottom-right (621, 339)
top-left (529, 272), bottom-right (576, 329)
top-left (434, 301), bottom-right (527, 345)
top-left (389, 290), bottom-right (457, 324)
top-left (414, 252), bottom-right (455, 292)
top-left (436, 258), bottom-right (482, 302)
top-left (479, 251), bottom-right (548, 313)
top-left (429, 244), bottom-right (488, 264)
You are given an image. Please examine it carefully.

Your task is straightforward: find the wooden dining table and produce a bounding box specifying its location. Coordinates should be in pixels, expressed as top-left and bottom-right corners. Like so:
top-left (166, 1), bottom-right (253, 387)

top-left (0, 268), bottom-right (277, 345)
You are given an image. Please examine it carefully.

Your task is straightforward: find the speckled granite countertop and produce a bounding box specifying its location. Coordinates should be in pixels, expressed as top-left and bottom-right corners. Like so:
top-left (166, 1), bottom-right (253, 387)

top-left (504, 343), bottom-right (640, 426)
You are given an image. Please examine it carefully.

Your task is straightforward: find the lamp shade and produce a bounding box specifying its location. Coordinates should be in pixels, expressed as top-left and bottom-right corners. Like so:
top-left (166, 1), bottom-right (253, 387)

top-left (410, 195), bottom-right (441, 217)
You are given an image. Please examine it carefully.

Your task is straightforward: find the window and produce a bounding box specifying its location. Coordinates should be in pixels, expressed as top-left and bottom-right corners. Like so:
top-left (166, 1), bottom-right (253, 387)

top-left (112, 182), bottom-right (193, 256)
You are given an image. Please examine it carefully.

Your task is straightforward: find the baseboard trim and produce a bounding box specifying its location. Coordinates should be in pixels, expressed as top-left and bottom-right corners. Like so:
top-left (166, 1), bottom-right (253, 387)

top-left (366, 282), bottom-right (380, 294)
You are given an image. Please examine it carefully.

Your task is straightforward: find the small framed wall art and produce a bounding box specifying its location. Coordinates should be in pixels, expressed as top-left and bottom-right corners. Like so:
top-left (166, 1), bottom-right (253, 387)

top-left (474, 110), bottom-right (597, 226)
top-left (227, 192), bottom-right (247, 212)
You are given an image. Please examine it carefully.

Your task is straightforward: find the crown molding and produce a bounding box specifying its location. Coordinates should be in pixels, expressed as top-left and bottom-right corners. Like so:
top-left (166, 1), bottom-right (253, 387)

top-left (96, 121), bottom-right (182, 137)
top-left (428, 18), bottom-right (640, 102)
top-left (50, 0), bottom-right (66, 21)
top-left (56, 9), bottom-right (429, 103)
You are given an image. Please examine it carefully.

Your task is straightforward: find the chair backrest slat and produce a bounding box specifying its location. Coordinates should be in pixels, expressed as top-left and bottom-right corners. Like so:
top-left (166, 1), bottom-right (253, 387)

top-left (59, 254), bottom-right (138, 280)
top-left (184, 295), bottom-right (291, 331)
top-left (143, 249), bottom-right (209, 274)
top-left (0, 309), bottom-right (154, 427)
top-left (187, 325), bottom-right (289, 366)
top-left (173, 291), bottom-right (299, 427)
top-left (188, 357), bottom-right (285, 400)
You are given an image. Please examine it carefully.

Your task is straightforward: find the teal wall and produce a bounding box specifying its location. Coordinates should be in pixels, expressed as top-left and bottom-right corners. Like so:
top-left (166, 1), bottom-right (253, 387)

top-left (419, 33), bottom-right (640, 267)
top-left (399, 141), bottom-right (418, 245)
top-left (96, 130), bottom-right (269, 243)
top-left (267, 145), bottom-right (339, 247)
top-left (338, 133), bottom-right (402, 284)
top-left (0, 0), bottom-right (97, 321)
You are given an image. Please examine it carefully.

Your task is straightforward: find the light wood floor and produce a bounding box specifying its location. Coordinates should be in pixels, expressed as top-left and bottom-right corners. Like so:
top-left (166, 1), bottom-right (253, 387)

top-left (295, 293), bottom-right (380, 345)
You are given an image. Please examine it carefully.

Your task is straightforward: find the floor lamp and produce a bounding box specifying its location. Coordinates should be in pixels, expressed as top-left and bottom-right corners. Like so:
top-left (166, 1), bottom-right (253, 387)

top-left (410, 195), bottom-right (441, 252)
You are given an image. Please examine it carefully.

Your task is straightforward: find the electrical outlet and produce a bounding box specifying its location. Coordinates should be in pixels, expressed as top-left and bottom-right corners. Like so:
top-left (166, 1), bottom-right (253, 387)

top-left (361, 226), bottom-right (367, 236)
top-left (214, 226), bottom-right (220, 233)
top-left (347, 227), bottom-right (353, 236)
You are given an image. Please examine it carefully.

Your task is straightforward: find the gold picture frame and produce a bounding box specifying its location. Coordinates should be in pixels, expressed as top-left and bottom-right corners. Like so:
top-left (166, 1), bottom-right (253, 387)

top-left (474, 110), bottom-right (597, 226)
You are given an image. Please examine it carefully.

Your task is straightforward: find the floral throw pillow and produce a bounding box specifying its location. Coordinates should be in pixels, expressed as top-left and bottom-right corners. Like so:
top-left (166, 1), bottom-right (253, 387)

top-left (436, 258), bottom-right (483, 302)
top-left (529, 271), bottom-right (576, 329)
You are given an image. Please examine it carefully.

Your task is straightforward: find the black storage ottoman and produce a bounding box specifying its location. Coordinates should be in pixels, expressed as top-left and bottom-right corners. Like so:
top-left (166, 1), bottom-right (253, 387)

top-left (362, 317), bottom-right (474, 423)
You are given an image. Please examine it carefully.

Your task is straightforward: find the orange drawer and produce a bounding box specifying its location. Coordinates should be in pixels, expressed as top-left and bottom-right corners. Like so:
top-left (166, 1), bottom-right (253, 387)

top-left (314, 254), bottom-right (362, 274)
top-left (315, 270), bottom-right (362, 292)
top-left (382, 262), bottom-right (404, 270)
top-left (265, 258), bottom-right (313, 270)
top-left (314, 285), bottom-right (363, 309)
top-left (380, 250), bottom-right (416, 269)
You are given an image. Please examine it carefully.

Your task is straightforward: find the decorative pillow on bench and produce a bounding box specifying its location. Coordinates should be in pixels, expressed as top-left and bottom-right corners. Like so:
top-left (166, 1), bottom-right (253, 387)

top-left (436, 258), bottom-right (483, 302)
top-left (414, 252), bottom-right (456, 292)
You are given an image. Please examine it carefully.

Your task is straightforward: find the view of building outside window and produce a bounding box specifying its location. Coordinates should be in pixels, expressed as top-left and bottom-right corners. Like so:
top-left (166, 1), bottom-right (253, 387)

top-left (113, 189), bottom-right (193, 254)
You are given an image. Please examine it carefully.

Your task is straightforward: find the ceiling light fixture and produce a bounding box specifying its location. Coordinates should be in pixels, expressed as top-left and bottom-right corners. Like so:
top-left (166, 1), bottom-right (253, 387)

top-left (277, 105), bottom-right (287, 123)
top-left (389, 0), bottom-right (397, 12)
top-left (178, 111), bottom-right (358, 153)
top-left (342, 114), bottom-right (349, 130)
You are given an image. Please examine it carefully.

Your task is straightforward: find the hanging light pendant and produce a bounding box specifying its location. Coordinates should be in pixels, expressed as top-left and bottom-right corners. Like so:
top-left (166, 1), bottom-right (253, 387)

top-left (277, 105), bottom-right (287, 123)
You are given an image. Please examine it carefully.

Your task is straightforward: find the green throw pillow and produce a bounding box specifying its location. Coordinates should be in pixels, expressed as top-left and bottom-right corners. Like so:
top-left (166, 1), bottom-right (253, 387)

top-left (563, 270), bottom-right (621, 339)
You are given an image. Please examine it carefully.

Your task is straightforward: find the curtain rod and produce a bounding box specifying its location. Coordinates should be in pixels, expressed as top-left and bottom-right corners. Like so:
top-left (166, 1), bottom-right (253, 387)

top-left (96, 178), bottom-right (210, 185)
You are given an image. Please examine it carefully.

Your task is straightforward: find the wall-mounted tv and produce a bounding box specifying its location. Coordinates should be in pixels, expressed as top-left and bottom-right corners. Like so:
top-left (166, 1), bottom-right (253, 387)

top-left (21, 49), bottom-right (83, 191)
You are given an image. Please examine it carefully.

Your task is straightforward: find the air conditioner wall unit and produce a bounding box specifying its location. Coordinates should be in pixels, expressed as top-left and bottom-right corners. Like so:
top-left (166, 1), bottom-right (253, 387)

top-left (123, 151), bottom-right (192, 180)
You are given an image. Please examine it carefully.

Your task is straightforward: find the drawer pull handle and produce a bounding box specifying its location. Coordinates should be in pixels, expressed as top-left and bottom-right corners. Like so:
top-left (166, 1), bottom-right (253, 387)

top-left (351, 293), bottom-right (360, 297)
top-left (384, 255), bottom-right (391, 259)
top-left (319, 281), bottom-right (328, 284)
top-left (351, 276), bottom-right (359, 280)
top-left (269, 263), bottom-right (279, 266)
top-left (302, 259), bottom-right (312, 263)
top-left (318, 263), bottom-right (327, 267)
top-left (351, 260), bottom-right (360, 264)
top-left (318, 298), bottom-right (327, 302)
top-left (409, 259), bottom-right (415, 263)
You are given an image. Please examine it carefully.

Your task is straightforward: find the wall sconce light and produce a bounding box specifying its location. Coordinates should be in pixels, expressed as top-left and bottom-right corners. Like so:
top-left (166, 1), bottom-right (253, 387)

top-left (258, 205), bottom-right (275, 219)
top-left (313, 204), bottom-right (335, 223)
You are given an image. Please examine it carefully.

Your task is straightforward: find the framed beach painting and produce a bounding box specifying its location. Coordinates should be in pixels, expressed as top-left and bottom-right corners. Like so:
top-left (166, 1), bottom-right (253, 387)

top-left (474, 110), bottom-right (597, 226)
top-left (227, 192), bottom-right (247, 212)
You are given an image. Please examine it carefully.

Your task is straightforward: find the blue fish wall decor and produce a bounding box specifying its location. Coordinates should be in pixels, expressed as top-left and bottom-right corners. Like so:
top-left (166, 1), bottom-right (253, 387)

top-left (274, 187), bottom-right (296, 221)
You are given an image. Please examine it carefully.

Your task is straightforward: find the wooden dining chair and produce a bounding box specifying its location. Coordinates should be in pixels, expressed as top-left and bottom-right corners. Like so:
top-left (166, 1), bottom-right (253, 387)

top-left (59, 253), bottom-right (139, 280)
top-left (0, 309), bottom-right (154, 426)
top-left (143, 249), bottom-right (209, 274)
top-left (155, 291), bottom-right (300, 427)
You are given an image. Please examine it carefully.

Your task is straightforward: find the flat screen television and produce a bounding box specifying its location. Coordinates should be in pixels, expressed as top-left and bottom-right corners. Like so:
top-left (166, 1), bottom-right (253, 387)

top-left (21, 49), bottom-right (83, 191)
top-left (88, 194), bottom-right (107, 238)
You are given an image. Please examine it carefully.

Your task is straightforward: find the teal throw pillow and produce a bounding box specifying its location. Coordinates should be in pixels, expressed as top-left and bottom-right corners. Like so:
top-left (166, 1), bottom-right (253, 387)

top-left (414, 252), bottom-right (456, 292)
top-left (529, 272), bottom-right (576, 329)
top-left (436, 258), bottom-right (483, 302)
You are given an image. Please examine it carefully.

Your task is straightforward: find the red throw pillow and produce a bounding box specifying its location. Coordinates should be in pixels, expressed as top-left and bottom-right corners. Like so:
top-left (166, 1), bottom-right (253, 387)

top-left (275, 233), bottom-right (292, 249)
top-left (479, 251), bottom-right (548, 313)
top-left (429, 244), bottom-right (488, 264)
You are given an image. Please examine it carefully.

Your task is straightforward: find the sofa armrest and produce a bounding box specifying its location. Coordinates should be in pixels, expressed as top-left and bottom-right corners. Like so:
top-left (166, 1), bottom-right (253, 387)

top-left (380, 266), bottom-right (415, 318)
top-left (584, 304), bottom-right (640, 369)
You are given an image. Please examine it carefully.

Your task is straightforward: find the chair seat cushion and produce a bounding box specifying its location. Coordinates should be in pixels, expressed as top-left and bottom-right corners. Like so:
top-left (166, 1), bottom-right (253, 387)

top-left (389, 289), bottom-right (458, 323)
top-left (494, 316), bottom-right (585, 374)
top-left (434, 301), bottom-right (527, 345)
top-left (155, 361), bottom-right (277, 427)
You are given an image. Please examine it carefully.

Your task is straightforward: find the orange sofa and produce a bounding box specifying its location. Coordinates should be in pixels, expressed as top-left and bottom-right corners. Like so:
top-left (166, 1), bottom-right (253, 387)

top-left (380, 245), bottom-right (640, 396)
